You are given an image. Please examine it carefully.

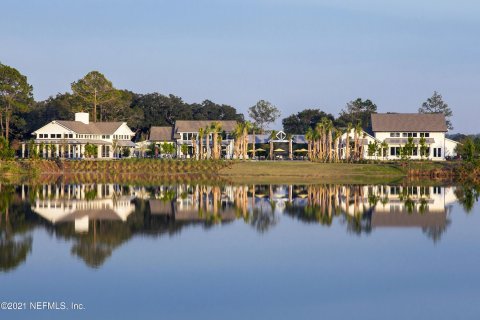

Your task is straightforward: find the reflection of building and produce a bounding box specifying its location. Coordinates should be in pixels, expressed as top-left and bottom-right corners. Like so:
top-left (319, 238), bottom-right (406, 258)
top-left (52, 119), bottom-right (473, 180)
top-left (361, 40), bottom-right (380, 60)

top-left (338, 185), bottom-right (456, 230)
top-left (149, 185), bottom-right (238, 222)
top-left (26, 184), bottom-right (135, 233)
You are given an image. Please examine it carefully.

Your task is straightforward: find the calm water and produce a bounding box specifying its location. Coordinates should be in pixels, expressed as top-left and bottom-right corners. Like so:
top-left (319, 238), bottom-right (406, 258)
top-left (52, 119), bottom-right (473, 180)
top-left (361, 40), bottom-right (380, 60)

top-left (1, 182), bottom-right (479, 320)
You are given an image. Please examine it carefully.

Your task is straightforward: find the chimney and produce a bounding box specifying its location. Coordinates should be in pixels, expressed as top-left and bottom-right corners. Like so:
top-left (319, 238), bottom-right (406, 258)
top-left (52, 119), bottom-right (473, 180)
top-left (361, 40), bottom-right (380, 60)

top-left (75, 112), bottom-right (89, 124)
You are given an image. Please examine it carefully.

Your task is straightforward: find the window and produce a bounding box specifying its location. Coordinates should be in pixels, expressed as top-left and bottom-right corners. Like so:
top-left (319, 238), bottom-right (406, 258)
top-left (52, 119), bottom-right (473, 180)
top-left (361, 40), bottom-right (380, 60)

top-left (413, 133), bottom-right (418, 137)
top-left (390, 186), bottom-right (400, 195)
top-left (56, 134), bottom-right (61, 138)
top-left (425, 133), bottom-right (430, 138)
top-left (433, 148), bottom-right (442, 157)
top-left (390, 147), bottom-right (401, 156)
top-left (412, 148), bottom-right (418, 156)
top-left (403, 133), bottom-right (408, 137)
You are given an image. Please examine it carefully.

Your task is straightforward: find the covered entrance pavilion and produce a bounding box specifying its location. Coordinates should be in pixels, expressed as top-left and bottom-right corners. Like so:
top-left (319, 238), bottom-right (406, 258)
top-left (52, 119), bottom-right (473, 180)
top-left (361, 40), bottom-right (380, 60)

top-left (248, 131), bottom-right (307, 160)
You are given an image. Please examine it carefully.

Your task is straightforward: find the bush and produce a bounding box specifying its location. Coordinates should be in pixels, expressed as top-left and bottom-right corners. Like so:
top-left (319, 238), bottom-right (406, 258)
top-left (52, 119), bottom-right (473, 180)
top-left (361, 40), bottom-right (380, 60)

top-left (0, 137), bottom-right (15, 160)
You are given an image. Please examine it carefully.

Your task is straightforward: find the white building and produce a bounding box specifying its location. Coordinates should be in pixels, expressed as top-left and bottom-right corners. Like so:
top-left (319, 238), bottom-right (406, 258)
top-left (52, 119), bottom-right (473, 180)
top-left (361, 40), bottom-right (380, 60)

top-left (341, 113), bottom-right (460, 161)
top-left (148, 120), bottom-right (237, 159)
top-left (23, 112), bottom-right (136, 159)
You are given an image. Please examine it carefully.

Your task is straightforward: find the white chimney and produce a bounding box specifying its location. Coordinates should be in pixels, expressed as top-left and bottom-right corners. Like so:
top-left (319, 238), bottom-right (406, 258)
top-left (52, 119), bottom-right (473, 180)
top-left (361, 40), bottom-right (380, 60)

top-left (75, 112), bottom-right (89, 124)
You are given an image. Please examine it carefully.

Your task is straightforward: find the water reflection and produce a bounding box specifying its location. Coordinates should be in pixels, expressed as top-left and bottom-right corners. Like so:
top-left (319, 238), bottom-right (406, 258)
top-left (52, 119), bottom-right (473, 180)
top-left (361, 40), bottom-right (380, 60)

top-left (0, 182), bottom-right (477, 271)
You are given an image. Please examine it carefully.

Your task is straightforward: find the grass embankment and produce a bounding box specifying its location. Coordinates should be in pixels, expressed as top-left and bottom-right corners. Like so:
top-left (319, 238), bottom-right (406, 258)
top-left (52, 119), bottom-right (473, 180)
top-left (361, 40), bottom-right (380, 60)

top-left (1, 159), bottom-right (469, 185)
top-left (218, 161), bottom-right (406, 184)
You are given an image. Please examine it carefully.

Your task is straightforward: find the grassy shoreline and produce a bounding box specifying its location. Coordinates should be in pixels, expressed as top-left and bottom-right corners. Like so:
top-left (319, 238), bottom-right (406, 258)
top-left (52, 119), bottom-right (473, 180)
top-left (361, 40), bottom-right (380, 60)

top-left (0, 159), bottom-right (465, 185)
top-left (218, 161), bottom-right (406, 184)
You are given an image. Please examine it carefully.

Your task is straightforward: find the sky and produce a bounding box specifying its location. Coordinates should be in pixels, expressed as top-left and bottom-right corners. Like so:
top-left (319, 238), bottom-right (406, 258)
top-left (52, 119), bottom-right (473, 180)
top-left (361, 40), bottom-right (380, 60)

top-left (1, 0), bottom-right (479, 133)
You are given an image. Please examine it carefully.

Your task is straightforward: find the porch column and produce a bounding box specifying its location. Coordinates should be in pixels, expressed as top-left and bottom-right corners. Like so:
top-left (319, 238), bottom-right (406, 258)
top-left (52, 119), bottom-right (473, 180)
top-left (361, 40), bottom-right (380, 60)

top-left (21, 143), bottom-right (25, 158)
top-left (97, 145), bottom-right (102, 158)
top-left (36, 145), bottom-right (40, 157)
top-left (289, 139), bottom-right (293, 160)
top-left (109, 145), bottom-right (114, 158)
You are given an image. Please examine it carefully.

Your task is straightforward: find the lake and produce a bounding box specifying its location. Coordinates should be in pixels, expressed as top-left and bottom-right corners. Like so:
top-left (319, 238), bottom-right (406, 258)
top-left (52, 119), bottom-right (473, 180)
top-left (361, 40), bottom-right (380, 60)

top-left (1, 182), bottom-right (479, 320)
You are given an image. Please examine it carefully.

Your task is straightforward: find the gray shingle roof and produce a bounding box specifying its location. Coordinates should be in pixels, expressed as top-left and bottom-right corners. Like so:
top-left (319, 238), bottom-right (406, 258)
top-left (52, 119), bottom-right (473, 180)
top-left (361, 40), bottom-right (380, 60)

top-left (149, 126), bottom-right (174, 141)
top-left (371, 113), bottom-right (448, 132)
top-left (56, 121), bottom-right (124, 135)
top-left (174, 120), bottom-right (237, 133)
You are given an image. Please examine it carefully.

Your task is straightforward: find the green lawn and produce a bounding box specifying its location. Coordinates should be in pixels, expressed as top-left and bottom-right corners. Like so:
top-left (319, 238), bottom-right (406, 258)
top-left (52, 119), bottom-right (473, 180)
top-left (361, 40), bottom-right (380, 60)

top-left (219, 161), bottom-right (406, 184)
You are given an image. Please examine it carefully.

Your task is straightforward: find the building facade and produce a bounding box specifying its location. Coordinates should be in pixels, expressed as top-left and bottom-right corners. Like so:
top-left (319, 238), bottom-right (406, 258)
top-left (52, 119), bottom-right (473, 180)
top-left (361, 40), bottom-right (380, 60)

top-left (341, 113), bottom-right (460, 161)
top-left (148, 120), bottom-right (238, 159)
top-left (23, 112), bottom-right (136, 159)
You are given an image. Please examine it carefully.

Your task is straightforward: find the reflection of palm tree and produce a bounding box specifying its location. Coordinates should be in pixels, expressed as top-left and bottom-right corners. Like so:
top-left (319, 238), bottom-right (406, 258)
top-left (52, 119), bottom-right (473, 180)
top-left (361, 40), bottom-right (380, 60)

top-left (250, 207), bottom-right (277, 233)
top-left (455, 185), bottom-right (480, 213)
top-left (422, 219), bottom-right (451, 244)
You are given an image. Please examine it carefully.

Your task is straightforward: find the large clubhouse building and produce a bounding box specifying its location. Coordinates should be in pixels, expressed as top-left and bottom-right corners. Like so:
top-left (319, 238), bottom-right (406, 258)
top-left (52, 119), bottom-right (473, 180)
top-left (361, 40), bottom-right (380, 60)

top-left (24, 112), bottom-right (459, 161)
top-left (23, 112), bottom-right (136, 159)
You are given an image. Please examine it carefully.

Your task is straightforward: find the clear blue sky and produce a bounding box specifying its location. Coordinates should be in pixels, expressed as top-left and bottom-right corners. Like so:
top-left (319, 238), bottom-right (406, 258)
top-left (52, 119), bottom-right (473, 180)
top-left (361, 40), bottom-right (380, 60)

top-left (1, 0), bottom-right (479, 133)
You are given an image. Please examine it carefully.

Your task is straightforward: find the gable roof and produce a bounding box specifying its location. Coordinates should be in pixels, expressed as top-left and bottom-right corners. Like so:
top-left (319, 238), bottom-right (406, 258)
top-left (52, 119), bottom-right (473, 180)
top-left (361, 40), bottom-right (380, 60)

top-left (174, 120), bottom-right (237, 133)
top-left (371, 113), bottom-right (448, 132)
top-left (55, 120), bottom-right (125, 135)
top-left (149, 126), bottom-right (174, 141)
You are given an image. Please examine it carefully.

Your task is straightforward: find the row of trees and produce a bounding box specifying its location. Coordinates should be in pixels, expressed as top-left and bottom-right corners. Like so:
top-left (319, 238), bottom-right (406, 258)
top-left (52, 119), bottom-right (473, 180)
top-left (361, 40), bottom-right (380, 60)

top-left (0, 64), bottom-right (246, 144)
top-left (282, 92), bottom-right (453, 135)
top-left (0, 62), bottom-right (456, 160)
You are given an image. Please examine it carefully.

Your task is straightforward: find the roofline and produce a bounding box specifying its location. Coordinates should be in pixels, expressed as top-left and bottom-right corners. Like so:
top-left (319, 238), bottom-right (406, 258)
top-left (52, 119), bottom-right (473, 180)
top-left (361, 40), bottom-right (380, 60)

top-left (445, 137), bottom-right (462, 145)
top-left (32, 120), bottom-right (74, 135)
top-left (372, 130), bottom-right (448, 133)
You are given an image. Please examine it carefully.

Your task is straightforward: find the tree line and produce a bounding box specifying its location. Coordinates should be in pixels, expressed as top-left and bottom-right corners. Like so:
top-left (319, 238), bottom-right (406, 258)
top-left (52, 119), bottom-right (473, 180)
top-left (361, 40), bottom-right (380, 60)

top-left (1, 62), bottom-right (456, 156)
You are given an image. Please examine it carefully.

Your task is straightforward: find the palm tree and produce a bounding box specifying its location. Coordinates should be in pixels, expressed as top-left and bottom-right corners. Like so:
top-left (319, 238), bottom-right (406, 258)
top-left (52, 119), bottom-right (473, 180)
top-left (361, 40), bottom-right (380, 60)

top-left (345, 123), bottom-right (352, 162)
top-left (204, 126), bottom-right (211, 159)
top-left (250, 122), bottom-right (257, 159)
top-left (354, 122), bottom-right (363, 161)
top-left (210, 122), bottom-right (222, 160)
top-left (312, 129), bottom-right (320, 160)
top-left (333, 127), bottom-right (340, 163)
top-left (305, 127), bottom-right (314, 160)
top-left (232, 122), bottom-right (244, 159)
top-left (315, 122), bottom-right (324, 161)
top-left (191, 135), bottom-right (197, 159)
top-left (198, 128), bottom-right (205, 159)
top-left (269, 130), bottom-right (277, 160)
top-left (243, 121), bottom-right (252, 160)
top-left (217, 134), bottom-right (223, 159)
top-left (324, 118), bottom-right (333, 162)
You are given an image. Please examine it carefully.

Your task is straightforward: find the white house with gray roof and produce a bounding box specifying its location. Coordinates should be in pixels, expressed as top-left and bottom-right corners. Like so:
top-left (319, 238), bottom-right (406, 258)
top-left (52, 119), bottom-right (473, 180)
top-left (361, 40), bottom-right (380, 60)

top-left (23, 112), bottom-right (135, 159)
top-left (341, 113), bottom-right (460, 161)
top-left (148, 120), bottom-right (238, 158)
